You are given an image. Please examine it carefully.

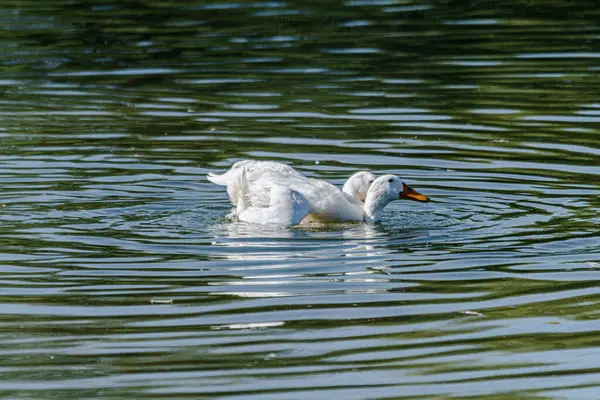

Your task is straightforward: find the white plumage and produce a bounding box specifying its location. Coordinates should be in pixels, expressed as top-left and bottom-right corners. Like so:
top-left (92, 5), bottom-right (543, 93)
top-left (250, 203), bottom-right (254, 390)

top-left (208, 160), bottom-right (429, 226)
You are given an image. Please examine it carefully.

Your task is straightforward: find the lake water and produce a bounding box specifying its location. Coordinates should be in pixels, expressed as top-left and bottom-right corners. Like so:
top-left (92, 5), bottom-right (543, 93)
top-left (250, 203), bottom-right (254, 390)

top-left (2, 1), bottom-right (600, 398)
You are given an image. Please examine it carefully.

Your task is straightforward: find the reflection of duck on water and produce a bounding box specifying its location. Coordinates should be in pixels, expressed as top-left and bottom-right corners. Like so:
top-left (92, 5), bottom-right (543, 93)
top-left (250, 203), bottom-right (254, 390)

top-left (208, 160), bottom-right (429, 226)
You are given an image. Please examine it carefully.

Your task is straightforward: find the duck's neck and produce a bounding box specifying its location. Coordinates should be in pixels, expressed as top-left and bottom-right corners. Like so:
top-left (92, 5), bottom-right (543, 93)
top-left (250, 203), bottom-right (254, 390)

top-left (343, 191), bottom-right (362, 205)
top-left (363, 195), bottom-right (389, 223)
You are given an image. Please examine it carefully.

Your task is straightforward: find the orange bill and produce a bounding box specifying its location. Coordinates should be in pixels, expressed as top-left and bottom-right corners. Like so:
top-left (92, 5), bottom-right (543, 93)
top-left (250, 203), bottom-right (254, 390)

top-left (399, 182), bottom-right (430, 202)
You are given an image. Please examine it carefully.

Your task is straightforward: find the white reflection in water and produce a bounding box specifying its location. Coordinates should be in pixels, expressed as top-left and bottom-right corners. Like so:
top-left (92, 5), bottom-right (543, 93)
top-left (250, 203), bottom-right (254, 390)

top-left (206, 221), bottom-right (399, 298)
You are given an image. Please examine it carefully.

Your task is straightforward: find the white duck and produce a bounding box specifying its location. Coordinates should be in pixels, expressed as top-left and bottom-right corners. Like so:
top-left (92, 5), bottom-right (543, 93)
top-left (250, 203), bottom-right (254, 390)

top-left (208, 160), bottom-right (429, 225)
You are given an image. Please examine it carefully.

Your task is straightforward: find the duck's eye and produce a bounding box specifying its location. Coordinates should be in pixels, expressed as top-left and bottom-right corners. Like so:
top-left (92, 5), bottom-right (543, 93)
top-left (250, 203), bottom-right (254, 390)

top-left (388, 178), bottom-right (393, 183)
top-left (368, 180), bottom-right (374, 184)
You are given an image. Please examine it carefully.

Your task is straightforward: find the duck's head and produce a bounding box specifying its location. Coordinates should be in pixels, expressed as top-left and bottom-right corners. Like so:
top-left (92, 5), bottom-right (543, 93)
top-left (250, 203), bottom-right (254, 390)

top-left (342, 171), bottom-right (376, 203)
top-left (367, 174), bottom-right (430, 204)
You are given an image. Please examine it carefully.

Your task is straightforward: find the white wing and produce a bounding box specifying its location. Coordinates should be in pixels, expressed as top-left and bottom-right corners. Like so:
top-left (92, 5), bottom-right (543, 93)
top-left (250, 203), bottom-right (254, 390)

top-left (207, 160), bottom-right (303, 208)
top-left (238, 180), bottom-right (311, 226)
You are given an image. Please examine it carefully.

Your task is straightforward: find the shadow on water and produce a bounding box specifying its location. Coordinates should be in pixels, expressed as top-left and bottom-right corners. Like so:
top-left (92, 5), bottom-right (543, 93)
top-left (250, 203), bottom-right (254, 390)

top-left (1, 0), bottom-right (600, 398)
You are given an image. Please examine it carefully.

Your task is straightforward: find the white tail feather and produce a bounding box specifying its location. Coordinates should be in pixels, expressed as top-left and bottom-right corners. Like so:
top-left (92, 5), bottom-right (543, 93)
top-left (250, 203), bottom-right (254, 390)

top-left (206, 172), bottom-right (225, 185)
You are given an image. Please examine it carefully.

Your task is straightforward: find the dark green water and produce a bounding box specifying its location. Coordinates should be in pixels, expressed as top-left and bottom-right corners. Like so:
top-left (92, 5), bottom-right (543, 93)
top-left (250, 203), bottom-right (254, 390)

top-left (2, 0), bottom-right (600, 398)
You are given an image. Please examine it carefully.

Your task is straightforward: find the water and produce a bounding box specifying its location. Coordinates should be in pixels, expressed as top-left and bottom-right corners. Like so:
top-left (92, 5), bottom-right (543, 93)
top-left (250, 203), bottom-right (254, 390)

top-left (2, 0), bottom-right (600, 398)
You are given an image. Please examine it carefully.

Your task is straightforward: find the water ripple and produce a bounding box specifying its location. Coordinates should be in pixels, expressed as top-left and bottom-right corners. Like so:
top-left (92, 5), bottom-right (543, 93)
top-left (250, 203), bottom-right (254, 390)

top-left (1, 0), bottom-right (600, 398)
